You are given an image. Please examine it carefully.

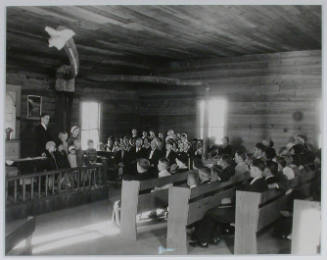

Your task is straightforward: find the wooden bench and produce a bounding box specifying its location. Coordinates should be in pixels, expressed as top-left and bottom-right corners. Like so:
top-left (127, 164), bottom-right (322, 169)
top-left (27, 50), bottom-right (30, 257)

top-left (166, 178), bottom-right (242, 254)
top-left (6, 216), bottom-right (35, 254)
top-left (234, 170), bottom-right (319, 254)
top-left (120, 171), bottom-right (190, 240)
top-left (291, 199), bottom-right (321, 254)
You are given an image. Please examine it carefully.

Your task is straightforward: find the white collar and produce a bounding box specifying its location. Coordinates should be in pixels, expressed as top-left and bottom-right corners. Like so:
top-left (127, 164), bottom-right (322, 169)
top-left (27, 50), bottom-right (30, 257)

top-left (41, 123), bottom-right (47, 130)
top-left (250, 176), bottom-right (261, 185)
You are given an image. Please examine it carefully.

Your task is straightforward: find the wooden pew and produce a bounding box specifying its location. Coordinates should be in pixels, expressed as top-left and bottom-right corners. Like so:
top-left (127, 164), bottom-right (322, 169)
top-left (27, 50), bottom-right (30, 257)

top-left (6, 216), bottom-right (35, 254)
top-left (120, 171), bottom-right (189, 240)
top-left (166, 178), bottom-right (241, 254)
top-left (234, 171), bottom-right (318, 254)
top-left (291, 199), bottom-right (321, 254)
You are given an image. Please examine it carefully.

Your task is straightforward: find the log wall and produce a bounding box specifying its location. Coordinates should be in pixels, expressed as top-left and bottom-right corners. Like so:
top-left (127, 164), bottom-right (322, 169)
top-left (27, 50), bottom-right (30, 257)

top-left (6, 71), bottom-right (140, 156)
top-left (156, 50), bottom-right (322, 150)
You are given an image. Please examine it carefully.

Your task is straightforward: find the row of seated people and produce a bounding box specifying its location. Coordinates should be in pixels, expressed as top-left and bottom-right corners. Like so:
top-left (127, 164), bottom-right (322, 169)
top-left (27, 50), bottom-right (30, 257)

top-left (187, 139), bottom-right (321, 248)
top-left (119, 133), bottom-right (321, 248)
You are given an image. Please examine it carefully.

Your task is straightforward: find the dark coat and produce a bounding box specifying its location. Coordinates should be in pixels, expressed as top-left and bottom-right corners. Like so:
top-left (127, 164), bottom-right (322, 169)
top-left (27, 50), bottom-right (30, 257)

top-left (147, 149), bottom-right (164, 167)
top-left (165, 150), bottom-right (177, 165)
top-left (34, 124), bottom-right (52, 156)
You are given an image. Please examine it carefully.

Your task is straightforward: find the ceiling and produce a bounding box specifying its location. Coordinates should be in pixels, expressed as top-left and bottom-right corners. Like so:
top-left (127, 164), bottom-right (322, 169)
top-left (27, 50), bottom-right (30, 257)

top-left (6, 5), bottom-right (321, 81)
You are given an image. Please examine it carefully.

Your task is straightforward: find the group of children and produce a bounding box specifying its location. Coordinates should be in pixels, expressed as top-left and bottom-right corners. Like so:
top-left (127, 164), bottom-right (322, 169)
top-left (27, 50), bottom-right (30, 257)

top-left (101, 129), bottom-right (193, 179)
top-left (41, 126), bottom-right (99, 189)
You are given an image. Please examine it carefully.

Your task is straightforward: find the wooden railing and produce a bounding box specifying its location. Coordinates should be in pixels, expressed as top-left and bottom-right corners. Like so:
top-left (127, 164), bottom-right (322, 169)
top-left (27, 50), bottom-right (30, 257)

top-left (6, 164), bottom-right (105, 205)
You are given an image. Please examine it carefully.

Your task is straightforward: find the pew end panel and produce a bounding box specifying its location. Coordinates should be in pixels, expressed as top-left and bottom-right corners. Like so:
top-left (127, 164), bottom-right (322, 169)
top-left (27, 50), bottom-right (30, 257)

top-left (167, 179), bottom-right (240, 254)
top-left (167, 186), bottom-right (191, 254)
top-left (120, 171), bottom-right (189, 241)
top-left (234, 191), bottom-right (261, 255)
top-left (120, 180), bottom-right (140, 240)
top-left (291, 199), bottom-right (321, 255)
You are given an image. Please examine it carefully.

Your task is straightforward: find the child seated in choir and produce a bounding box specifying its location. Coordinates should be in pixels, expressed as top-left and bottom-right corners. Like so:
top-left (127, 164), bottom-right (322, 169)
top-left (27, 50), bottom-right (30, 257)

top-left (67, 145), bottom-right (77, 168)
top-left (56, 144), bottom-right (70, 169)
top-left (44, 141), bottom-right (59, 192)
top-left (105, 137), bottom-right (114, 152)
top-left (142, 130), bottom-right (148, 140)
top-left (112, 139), bottom-right (121, 153)
top-left (142, 137), bottom-right (151, 151)
top-left (57, 144), bottom-right (72, 188)
top-left (86, 139), bottom-right (97, 164)
top-left (73, 139), bottom-right (84, 167)
top-left (44, 141), bottom-right (60, 170)
top-left (194, 140), bottom-right (203, 159)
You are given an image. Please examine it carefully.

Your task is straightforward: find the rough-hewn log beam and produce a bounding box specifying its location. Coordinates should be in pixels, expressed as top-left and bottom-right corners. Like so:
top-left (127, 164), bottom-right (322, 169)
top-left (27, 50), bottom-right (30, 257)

top-left (85, 74), bottom-right (203, 87)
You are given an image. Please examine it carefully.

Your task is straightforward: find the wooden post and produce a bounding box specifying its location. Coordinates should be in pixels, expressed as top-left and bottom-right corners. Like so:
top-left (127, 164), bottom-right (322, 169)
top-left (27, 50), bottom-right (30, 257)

top-left (54, 92), bottom-right (73, 133)
top-left (234, 191), bottom-right (261, 254)
top-left (167, 186), bottom-right (191, 254)
top-left (120, 180), bottom-right (140, 240)
top-left (22, 178), bottom-right (26, 201)
top-left (202, 87), bottom-right (210, 159)
top-left (291, 200), bottom-right (321, 254)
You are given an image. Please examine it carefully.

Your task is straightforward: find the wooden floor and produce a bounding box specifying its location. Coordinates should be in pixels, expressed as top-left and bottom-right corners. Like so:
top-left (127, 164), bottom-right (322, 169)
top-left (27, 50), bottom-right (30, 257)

top-left (9, 185), bottom-right (291, 255)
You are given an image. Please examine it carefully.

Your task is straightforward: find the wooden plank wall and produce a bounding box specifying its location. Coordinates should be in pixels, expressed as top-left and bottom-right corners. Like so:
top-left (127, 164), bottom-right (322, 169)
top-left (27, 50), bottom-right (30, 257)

top-left (138, 92), bottom-right (197, 137)
top-left (6, 71), bottom-right (57, 157)
top-left (156, 50), bottom-right (322, 150)
top-left (6, 70), bottom-right (141, 156)
top-left (72, 80), bottom-right (140, 141)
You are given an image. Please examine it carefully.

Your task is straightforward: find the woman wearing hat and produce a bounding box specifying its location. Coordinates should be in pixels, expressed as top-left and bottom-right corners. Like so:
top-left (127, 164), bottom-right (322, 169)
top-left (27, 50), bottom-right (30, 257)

top-left (67, 125), bottom-right (81, 147)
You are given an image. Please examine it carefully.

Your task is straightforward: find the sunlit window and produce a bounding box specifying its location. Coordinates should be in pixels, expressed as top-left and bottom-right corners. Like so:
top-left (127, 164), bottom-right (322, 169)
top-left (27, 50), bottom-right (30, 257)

top-left (81, 101), bottom-right (101, 150)
top-left (199, 98), bottom-right (227, 144)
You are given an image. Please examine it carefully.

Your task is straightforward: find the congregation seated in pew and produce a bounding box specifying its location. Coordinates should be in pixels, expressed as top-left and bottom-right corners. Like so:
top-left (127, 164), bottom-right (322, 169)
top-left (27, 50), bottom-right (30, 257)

top-left (189, 159), bottom-right (268, 248)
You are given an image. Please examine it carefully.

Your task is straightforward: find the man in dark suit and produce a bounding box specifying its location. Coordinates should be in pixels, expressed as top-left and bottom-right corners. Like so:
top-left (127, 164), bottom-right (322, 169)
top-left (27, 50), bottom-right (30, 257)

top-left (129, 138), bottom-right (146, 162)
top-left (190, 159), bottom-right (267, 247)
top-left (126, 138), bottom-right (146, 173)
top-left (34, 113), bottom-right (51, 156)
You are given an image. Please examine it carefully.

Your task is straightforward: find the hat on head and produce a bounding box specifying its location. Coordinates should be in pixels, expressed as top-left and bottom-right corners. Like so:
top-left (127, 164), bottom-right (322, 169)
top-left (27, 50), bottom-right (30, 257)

top-left (68, 145), bottom-right (76, 152)
top-left (70, 125), bottom-right (80, 134)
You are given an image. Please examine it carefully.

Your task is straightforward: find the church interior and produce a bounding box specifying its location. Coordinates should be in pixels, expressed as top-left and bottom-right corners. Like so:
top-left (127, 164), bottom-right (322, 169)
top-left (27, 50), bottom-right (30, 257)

top-left (4, 4), bottom-right (323, 256)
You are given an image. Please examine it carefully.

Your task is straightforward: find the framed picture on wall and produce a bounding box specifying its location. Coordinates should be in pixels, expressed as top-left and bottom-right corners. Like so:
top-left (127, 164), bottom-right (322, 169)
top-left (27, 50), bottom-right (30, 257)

top-left (27, 95), bottom-right (42, 119)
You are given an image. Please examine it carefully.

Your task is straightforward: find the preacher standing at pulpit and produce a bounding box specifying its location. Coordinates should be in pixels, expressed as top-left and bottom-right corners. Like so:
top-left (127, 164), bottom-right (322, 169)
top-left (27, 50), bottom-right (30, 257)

top-left (34, 113), bottom-right (51, 156)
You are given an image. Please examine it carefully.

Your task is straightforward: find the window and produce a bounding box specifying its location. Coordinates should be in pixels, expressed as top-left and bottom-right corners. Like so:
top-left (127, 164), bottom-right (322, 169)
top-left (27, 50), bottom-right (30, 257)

top-left (199, 98), bottom-right (227, 144)
top-left (81, 101), bottom-right (101, 150)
